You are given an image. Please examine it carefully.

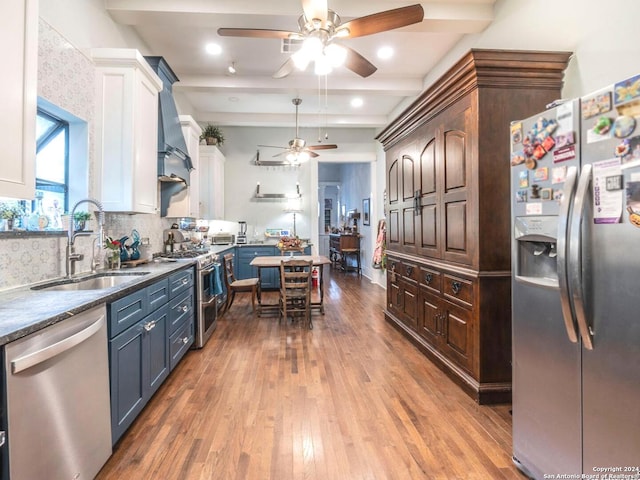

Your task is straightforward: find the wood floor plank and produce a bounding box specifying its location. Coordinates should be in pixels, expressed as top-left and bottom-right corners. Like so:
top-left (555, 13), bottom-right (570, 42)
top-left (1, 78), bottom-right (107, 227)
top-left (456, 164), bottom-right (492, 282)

top-left (97, 270), bottom-right (525, 480)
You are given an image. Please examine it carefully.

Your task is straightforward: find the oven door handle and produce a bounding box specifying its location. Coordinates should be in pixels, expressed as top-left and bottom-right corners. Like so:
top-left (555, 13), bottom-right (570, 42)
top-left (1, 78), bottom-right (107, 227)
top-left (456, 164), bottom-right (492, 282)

top-left (199, 262), bottom-right (220, 276)
top-left (202, 295), bottom-right (217, 307)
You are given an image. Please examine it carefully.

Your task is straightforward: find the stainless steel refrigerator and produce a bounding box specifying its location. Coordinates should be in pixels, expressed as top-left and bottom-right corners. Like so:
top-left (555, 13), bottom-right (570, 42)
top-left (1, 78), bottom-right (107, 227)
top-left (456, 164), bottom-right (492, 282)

top-left (510, 77), bottom-right (640, 479)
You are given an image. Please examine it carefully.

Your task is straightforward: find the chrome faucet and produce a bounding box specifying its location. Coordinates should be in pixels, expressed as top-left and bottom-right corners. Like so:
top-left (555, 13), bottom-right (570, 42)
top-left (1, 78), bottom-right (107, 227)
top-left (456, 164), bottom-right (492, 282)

top-left (66, 198), bottom-right (105, 278)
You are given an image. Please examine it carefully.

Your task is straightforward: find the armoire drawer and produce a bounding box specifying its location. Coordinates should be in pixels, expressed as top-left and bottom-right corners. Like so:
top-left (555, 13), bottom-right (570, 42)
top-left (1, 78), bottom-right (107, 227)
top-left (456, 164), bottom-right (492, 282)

top-left (443, 274), bottom-right (474, 309)
top-left (419, 266), bottom-right (442, 294)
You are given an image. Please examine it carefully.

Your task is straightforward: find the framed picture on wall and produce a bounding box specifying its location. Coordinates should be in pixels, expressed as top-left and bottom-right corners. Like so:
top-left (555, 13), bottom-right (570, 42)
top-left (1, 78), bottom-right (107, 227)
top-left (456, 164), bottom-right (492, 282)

top-left (362, 198), bottom-right (370, 226)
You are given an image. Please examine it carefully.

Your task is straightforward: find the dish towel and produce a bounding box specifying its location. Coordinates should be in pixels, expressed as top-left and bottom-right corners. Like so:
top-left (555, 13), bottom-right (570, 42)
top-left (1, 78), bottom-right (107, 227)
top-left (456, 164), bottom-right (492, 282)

top-left (372, 218), bottom-right (387, 270)
top-left (212, 263), bottom-right (224, 295)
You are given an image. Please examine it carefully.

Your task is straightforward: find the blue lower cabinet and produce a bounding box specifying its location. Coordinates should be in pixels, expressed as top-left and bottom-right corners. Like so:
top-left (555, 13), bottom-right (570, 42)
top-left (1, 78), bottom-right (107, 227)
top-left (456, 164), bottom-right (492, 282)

top-left (170, 316), bottom-right (194, 370)
top-left (108, 268), bottom-right (195, 445)
top-left (109, 316), bottom-right (146, 444)
top-left (146, 304), bottom-right (170, 398)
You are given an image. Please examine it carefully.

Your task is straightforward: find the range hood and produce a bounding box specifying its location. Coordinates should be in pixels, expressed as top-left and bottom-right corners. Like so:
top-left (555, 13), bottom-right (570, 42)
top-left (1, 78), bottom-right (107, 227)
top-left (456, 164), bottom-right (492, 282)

top-left (144, 56), bottom-right (193, 185)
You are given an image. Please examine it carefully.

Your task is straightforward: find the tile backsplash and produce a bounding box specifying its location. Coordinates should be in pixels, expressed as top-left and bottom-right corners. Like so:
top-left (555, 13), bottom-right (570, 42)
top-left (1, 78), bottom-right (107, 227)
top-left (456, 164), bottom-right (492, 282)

top-left (0, 20), bottom-right (172, 291)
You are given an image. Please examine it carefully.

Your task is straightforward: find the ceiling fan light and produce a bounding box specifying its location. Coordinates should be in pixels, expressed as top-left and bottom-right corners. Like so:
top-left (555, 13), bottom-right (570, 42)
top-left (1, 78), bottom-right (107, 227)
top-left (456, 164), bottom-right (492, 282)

top-left (298, 151), bottom-right (310, 162)
top-left (334, 27), bottom-right (350, 38)
top-left (292, 49), bottom-right (311, 71)
top-left (325, 43), bottom-right (347, 68)
top-left (314, 55), bottom-right (332, 75)
top-left (286, 152), bottom-right (296, 162)
top-left (302, 36), bottom-right (323, 58)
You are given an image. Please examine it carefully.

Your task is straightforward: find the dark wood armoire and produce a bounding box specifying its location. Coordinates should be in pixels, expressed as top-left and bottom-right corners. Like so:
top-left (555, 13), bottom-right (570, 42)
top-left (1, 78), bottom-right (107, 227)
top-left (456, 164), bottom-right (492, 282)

top-left (376, 49), bottom-right (571, 404)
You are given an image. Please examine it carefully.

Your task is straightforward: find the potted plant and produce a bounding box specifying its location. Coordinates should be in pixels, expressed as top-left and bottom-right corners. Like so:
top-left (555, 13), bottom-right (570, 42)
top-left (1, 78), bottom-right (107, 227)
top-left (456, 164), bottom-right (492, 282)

top-left (200, 124), bottom-right (224, 146)
top-left (0, 203), bottom-right (25, 230)
top-left (73, 211), bottom-right (92, 231)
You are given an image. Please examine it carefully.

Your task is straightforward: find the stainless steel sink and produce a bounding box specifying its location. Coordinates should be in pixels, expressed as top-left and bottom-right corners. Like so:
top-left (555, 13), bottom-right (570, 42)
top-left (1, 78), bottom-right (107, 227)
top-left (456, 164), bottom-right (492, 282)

top-left (31, 272), bottom-right (150, 291)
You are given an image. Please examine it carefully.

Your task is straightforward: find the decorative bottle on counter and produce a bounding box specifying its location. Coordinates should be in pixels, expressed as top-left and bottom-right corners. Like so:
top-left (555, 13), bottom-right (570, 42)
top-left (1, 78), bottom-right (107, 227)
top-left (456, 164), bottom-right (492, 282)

top-left (105, 249), bottom-right (121, 270)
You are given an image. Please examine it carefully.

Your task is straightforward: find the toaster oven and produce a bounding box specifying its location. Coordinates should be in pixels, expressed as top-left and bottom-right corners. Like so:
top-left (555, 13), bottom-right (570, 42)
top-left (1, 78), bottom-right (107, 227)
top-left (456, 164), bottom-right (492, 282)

top-left (211, 233), bottom-right (234, 245)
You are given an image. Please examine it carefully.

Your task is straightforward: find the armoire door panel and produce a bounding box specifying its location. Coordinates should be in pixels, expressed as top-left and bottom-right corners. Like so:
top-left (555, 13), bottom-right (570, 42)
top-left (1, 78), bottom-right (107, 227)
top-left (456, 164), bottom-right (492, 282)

top-left (387, 158), bottom-right (399, 204)
top-left (402, 207), bottom-right (416, 249)
top-left (444, 131), bottom-right (467, 191)
top-left (388, 209), bottom-right (400, 246)
top-left (445, 201), bottom-right (467, 252)
top-left (402, 155), bottom-right (416, 201)
top-left (419, 291), bottom-right (440, 344)
top-left (420, 138), bottom-right (437, 195)
top-left (420, 204), bottom-right (438, 253)
top-left (443, 302), bottom-right (473, 372)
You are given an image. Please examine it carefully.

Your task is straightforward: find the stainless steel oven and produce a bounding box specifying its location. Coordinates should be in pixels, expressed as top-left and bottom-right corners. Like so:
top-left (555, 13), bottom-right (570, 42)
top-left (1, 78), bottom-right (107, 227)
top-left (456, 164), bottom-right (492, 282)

top-left (195, 257), bottom-right (219, 348)
top-left (159, 250), bottom-right (219, 349)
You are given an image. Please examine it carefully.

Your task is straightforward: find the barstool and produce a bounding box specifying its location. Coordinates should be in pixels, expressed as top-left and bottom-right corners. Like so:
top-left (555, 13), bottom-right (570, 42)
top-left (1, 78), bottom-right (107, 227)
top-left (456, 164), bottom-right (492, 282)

top-left (340, 248), bottom-right (361, 276)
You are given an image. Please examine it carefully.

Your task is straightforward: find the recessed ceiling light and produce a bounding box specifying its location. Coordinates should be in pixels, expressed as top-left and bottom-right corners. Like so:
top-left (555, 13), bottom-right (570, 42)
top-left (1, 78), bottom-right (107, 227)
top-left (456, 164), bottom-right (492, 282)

top-left (205, 43), bottom-right (222, 55)
top-left (351, 97), bottom-right (364, 108)
top-left (377, 46), bottom-right (394, 60)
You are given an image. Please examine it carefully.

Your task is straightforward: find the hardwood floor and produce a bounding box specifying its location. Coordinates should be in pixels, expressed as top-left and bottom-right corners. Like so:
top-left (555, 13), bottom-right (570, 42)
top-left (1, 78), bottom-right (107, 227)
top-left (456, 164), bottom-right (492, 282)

top-left (97, 269), bottom-right (525, 480)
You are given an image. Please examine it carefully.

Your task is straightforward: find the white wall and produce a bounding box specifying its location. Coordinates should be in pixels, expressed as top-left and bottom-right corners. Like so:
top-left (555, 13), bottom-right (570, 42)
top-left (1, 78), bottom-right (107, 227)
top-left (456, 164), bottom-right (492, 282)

top-left (220, 126), bottom-right (377, 250)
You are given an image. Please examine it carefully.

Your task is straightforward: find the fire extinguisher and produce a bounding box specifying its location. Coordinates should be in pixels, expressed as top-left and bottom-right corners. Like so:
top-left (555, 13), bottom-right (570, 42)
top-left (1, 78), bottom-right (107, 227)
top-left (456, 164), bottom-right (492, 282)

top-left (312, 267), bottom-right (319, 288)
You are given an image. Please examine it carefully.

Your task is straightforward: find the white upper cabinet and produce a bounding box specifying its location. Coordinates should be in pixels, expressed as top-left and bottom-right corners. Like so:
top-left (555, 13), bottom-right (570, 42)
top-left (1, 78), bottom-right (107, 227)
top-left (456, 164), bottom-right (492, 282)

top-left (91, 49), bottom-right (163, 213)
top-left (164, 115), bottom-right (202, 218)
top-left (0, 0), bottom-right (37, 200)
top-left (199, 145), bottom-right (225, 220)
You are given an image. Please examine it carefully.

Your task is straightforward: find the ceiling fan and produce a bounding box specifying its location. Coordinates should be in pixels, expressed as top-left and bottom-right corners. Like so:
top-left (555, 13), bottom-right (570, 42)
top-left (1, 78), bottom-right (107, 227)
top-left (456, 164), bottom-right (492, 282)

top-left (218, 1), bottom-right (424, 78)
top-left (257, 97), bottom-right (337, 165)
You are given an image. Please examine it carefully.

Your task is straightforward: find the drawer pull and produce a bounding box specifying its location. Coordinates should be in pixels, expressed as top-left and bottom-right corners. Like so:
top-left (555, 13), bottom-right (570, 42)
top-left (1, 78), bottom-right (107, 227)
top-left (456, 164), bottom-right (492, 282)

top-left (451, 281), bottom-right (462, 295)
top-left (406, 266), bottom-right (413, 276)
top-left (182, 305), bottom-right (188, 313)
top-left (143, 320), bottom-right (156, 332)
top-left (182, 337), bottom-right (189, 344)
top-left (425, 273), bottom-right (433, 284)
top-left (182, 278), bottom-right (189, 285)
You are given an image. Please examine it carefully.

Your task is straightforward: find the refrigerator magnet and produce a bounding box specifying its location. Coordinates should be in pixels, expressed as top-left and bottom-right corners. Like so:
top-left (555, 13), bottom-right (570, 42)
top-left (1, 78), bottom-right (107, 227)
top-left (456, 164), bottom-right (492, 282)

top-left (555, 131), bottom-right (575, 148)
top-left (516, 190), bottom-right (527, 203)
top-left (511, 151), bottom-right (526, 166)
top-left (519, 170), bottom-right (529, 188)
top-left (533, 144), bottom-right (547, 160)
top-left (534, 167), bottom-right (549, 182)
top-left (553, 145), bottom-right (576, 163)
top-left (614, 74), bottom-right (640, 105)
top-left (511, 122), bottom-right (523, 145)
top-left (552, 166), bottom-right (568, 184)
top-left (525, 157), bottom-right (537, 170)
top-left (526, 202), bottom-right (543, 215)
top-left (613, 115), bottom-right (636, 138)
top-left (626, 207), bottom-right (640, 228)
top-left (554, 189), bottom-right (564, 202)
top-left (582, 92), bottom-right (611, 119)
top-left (540, 188), bottom-right (553, 201)
top-left (530, 184), bottom-right (541, 199)
top-left (542, 135), bottom-right (556, 153)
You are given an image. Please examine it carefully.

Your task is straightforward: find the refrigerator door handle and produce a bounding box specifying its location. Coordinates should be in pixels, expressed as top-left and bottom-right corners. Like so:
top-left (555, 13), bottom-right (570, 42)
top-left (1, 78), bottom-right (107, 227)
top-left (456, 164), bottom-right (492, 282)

top-left (557, 165), bottom-right (579, 343)
top-left (569, 163), bottom-right (594, 350)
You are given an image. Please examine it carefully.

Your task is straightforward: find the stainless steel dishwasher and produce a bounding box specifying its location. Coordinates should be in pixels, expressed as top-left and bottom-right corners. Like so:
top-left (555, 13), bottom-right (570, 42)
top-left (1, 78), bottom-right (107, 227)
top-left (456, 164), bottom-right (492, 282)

top-left (4, 304), bottom-right (112, 479)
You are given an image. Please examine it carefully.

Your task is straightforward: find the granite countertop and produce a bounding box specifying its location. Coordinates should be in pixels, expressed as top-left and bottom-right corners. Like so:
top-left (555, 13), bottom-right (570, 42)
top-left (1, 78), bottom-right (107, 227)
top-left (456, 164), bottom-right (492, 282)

top-left (0, 260), bottom-right (194, 346)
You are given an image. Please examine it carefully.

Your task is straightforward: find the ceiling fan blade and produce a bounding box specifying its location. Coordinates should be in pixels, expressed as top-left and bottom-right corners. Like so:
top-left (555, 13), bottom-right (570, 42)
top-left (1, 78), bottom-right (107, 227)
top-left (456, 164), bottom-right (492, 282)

top-left (273, 57), bottom-right (296, 79)
top-left (307, 144), bottom-right (337, 150)
top-left (217, 28), bottom-right (297, 39)
top-left (302, 0), bottom-right (328, 25)
top-left (258, 144), bottom-right (287, 149)
top-left (273, 150), bottom-right (291, 158)
top-left (340, 4), bottom-right (424, 38)
top-left (306, 150), bottom-right (320, 158)
top-left (343, 46), bottom-right (377, 78)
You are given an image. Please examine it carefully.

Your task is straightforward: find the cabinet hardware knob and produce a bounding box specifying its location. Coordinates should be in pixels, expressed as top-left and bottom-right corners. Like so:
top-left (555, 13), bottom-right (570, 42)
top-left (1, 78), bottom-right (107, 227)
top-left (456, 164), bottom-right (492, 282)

top-left (182, 337), bottom-right (189, 344)
top-left (143, 321), bottom-right (156, 332)
top-left (182, 305), bottom-right (188, 313)
top-left (406, 266), bottom-right (413, 276)
top-left (451, 281), bottom-right (462, 295)
top-left (182, 278), bottom-right (188, 285)
top-left (425, 273), bottom-right (432, 284)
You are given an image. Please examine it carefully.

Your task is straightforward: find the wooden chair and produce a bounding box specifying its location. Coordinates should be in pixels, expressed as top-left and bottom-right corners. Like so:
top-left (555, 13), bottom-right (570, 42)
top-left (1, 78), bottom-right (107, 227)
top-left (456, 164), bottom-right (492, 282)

top-left (222, 253), bottom-right (260, 314)
top-left (278, 258), bottom-right (313, 329)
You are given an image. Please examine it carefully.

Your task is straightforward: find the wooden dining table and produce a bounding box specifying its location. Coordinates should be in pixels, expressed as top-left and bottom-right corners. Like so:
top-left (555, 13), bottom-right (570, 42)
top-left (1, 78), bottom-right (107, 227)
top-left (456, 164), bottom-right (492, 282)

top-left (249, 255), bottom-right (331, 315)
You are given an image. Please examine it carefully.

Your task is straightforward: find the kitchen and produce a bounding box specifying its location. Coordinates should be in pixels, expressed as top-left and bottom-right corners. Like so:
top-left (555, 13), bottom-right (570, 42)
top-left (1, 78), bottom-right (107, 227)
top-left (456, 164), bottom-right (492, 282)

top-left (1, 0), bottom-right (639, 479)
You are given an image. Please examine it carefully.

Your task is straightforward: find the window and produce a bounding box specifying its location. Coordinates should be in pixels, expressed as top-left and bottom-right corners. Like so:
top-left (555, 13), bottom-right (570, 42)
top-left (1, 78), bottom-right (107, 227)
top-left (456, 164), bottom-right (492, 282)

top-left (0, 109), bottom-right (69, 231)
top-left (34, 109), bottom-right (69, 229)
